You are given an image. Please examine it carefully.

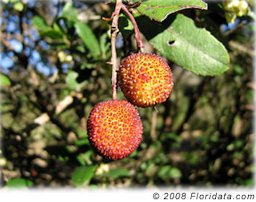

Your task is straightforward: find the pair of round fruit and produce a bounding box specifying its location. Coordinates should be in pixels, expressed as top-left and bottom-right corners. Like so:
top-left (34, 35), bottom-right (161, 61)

top-left (87, 53), bottom-right (174, 160)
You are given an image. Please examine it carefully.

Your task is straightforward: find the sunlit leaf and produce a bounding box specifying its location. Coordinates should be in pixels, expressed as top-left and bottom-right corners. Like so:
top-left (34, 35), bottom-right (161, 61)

top-left (0, 73), bottom-right (11, 87)
top-left (158, 166), bottom-right (182, 179)
top-left (62, 2), bottom-right (78, 22)
top-left (65, 71), bottom-right (79, 90)
top-left (32, 16), bottom-right (49, 31)
top-left (169, 167), bottom-right (182, 178)
top-left (71, 166), bottom-right (96, 186)
top-left (76, 151), bottom-right (93, 166)
top-left (101, 168), bottom-right (130, 179)
top-left (147, 14), bottom-right (230, 76)
top-left (6, 178), bottom-right (33, 188)
top-left (137, 0), bottom-right (207, 22)
top-left (75, 22), bottom-right (100, 59)
top-left (41, 30), bottom-right (63, 39)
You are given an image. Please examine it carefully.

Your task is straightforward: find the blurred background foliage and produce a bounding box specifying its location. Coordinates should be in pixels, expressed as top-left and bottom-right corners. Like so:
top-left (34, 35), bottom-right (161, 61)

top-left (0, 0), bottom-right (254, 188)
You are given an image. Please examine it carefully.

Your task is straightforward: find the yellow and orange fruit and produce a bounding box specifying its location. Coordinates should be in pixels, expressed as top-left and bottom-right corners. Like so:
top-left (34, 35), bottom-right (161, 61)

top-left (87, 100), bottom-right (143, 160)
top-left (119, 53), bottom-right (173, 107)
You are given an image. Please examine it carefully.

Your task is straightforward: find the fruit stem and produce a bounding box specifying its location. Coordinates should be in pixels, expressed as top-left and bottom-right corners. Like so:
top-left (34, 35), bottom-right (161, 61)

top-left (110, 0), bottom-right (122, 100)
top-left (121, 3), bottom-right (144, 52)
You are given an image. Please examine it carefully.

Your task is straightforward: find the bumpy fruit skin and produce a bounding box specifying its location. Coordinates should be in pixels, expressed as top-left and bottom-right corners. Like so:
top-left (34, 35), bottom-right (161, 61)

top-left (87, 100), bottom-right (143, 160)
top-left (119, 53), bottom-right (173, 107)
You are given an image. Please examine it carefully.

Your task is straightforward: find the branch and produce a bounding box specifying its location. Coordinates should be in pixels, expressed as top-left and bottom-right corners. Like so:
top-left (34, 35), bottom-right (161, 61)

top-left (121, 3), bottom-right (144, 52)
top-left (33, 92), bottom-right (82, 125)
top-left (229, 40), bottom-right (254, 57)
top-left (110, 0), bottom-right (122, 100)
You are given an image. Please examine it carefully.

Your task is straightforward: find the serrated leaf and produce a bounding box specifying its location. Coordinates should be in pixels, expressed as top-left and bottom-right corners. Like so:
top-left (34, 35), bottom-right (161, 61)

top-left (137, 0), bottom-right (207, 22)
top-left (0, 73), bottom-right (11, 87)
top-left (6, 178), bottom-right (33, 188)
top-left (148, 14), bottom-right (230, 76)
top-left (75, 22), bottom-right (100, 59)
top-left (102, 168), bottom-right (130, 179)
top-left (71, 166), bottom-right (96, 186)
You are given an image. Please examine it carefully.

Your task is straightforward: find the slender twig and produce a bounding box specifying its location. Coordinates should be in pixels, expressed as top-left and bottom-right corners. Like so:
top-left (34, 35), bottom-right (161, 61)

top-left (229, 40), bottom-right (254, 57)
top-left (110, 0), bottom-right (122, 100)
top-left (121, 3), bottom-right (144, 52)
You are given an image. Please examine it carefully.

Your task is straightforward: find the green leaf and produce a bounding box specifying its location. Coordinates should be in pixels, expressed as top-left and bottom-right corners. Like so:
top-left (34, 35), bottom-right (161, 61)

top-left (101, 168), bottom-right (130, 179)
top-left (76, 151), bottom-right (93, 166)
top-left (0, 74), bottom-right (11, 87)
top-left (75, 22), bottom-right (100, 59)
top-left (71, 166), bottom-right (96, 186)
top-left (158, 166), bottom-right (182, 179)
top-left (32, 16), bottom-right (49, 31)
top-left (169, 167), bottom-right (182, 179)
top-left (6, 178), bottom-right (33, 188)
top-left (65, 71), bottom-right (79, 90)
top-left (32, 17), bottom-right (64, 40)
top-left (185, 153), bottom-right (200, 165)
top-left (42, 23), bottom-right (65, 40)
top-left (76, 128), bottom-right (88, 138)
top-left (148, 14), bottom-right (230, 76)
top-left (62, 2), bottom-right (78, 22)
top-left (137, 0), bottom-right (207, 22)
top-left (41, 30), bottom-right (63, 39)
top-left (243, 179), bottom-right (253, 187)
top-left (75, 139), bottom-right (89, 146)
top-left (158, 166), bottom-right (171, 178)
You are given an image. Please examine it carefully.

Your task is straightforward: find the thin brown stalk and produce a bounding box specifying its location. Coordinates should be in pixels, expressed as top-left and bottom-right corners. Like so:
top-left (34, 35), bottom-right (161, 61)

top-left (110, 0), bottom-right (122, 100)
top-left (121, 3), bottom-right (144, 52)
